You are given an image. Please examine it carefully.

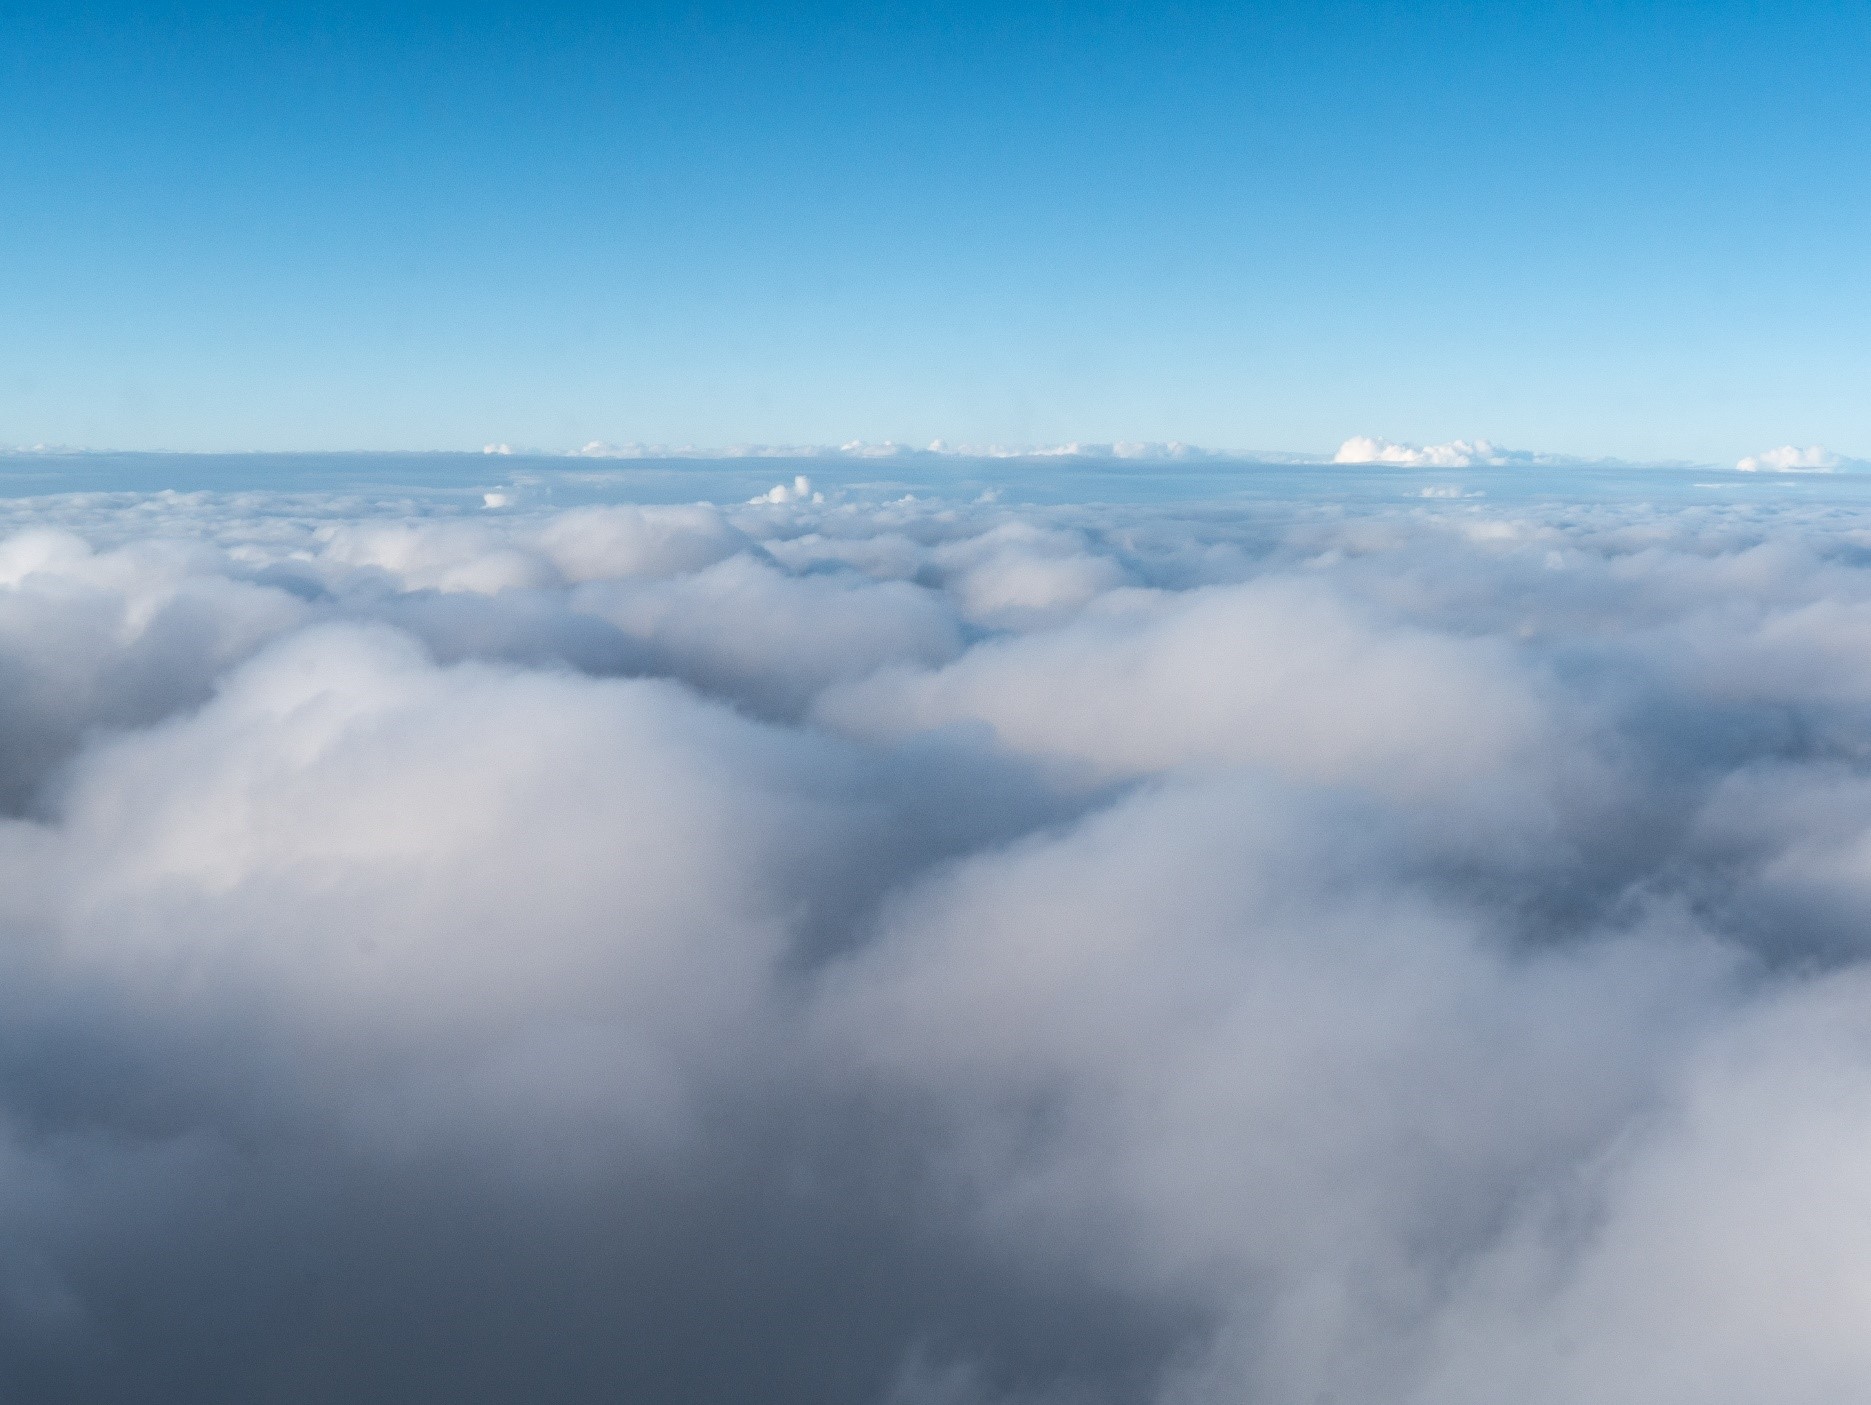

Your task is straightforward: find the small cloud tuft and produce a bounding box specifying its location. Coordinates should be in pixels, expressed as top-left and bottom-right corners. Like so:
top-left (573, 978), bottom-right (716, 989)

top-left (750, 474), bottom-right (823, 505)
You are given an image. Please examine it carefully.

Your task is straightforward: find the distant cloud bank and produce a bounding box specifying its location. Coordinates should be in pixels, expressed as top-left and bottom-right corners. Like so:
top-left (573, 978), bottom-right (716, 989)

top-left (24, 438), bottom-right (1866, 473)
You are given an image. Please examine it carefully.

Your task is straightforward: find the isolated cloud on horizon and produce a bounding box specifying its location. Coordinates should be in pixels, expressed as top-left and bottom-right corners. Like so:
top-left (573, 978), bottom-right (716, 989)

top-left (1735, 444), bottom-right (1860, 472)
top-left (1331, 435), bottom-right (1553, 467)
top-left (3, 481), bottom-right (1871, 1402)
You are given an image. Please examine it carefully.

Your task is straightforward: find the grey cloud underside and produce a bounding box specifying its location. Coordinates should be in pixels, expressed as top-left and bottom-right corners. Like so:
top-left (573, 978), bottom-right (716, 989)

top-left (5, 488), bottom-right (1871, 1402)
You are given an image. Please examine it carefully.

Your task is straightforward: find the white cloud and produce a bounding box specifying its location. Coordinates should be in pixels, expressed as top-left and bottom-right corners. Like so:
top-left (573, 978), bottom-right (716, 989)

top-left (1736, 444), bottom-right (1846, 473)
top-left (533, 503), bottom-right (748, 583)
top-left (1333, 436), bottom-right (1534, 467)
top-left (750, 474), bottom-right (822, 505)
top-left (5, 479), bottom-right (1871, 1399)
top-left (815, 575), bottom-right (1551, 799)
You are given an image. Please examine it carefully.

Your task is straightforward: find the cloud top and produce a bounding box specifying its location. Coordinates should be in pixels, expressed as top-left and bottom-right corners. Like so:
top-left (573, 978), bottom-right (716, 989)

top-left (1332, 435), bottom-right (1545, 467)
top-left (1736, 444), bottom-right (1848, 472)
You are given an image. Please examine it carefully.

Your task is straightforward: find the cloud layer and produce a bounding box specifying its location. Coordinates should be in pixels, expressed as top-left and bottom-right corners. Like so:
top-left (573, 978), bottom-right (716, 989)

top-left (3, 481), bottom-right (1871, 1401)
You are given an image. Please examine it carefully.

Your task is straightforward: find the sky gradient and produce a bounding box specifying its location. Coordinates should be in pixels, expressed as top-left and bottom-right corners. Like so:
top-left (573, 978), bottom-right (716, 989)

top-left (4, 1), bottom-right (1869, 458)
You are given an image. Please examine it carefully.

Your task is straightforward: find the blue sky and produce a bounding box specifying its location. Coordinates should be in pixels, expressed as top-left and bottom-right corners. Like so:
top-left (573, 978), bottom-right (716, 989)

top-left (3, 1), bottom-right (1868, 458)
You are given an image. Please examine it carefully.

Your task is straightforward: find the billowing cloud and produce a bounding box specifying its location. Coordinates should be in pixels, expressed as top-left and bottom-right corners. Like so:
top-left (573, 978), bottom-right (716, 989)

top-left (1736, 444), bottom-right (1848, 473)
top-left (4, 475), bottom-right (1871, 1401)
top-left (1333, 436), bottom-right (1544, 467)
top-left (751, 474), bottom-right (823, 504)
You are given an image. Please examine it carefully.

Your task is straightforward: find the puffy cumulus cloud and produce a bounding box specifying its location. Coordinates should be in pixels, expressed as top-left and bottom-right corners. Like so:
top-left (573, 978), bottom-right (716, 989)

top-left (816, 778), bottom-right (1735, 1403)
top-left (920, 521), bottom-right (1131, 630)
top-left (22, 624), bottom-right (821, 1138)
top-left (569, 554), bottom-right (965, 716)
top-left (1386, 970), bottom-right (1871, 1405)
top-left (317, 519), bottom-right (560, 594)
top-left (814, 576), bottom-right (1552, 801)
top-left (534, 502), bottom-right (749, 582)
top-left (751, 474), bottom-right (824, 505)
top-left (1735, 444), bottom-right (1856, 473)
top-left (9, 482), bottom-right (1871, 1401)
top-left (0, 529), bottom-right (306, 813)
